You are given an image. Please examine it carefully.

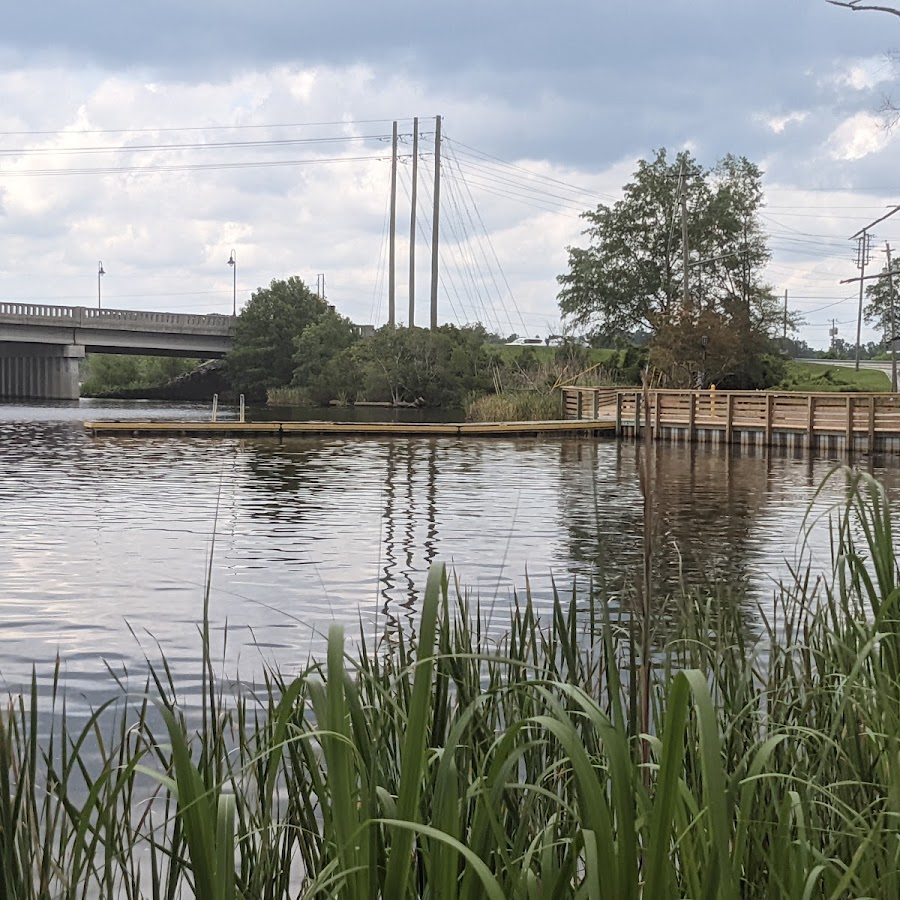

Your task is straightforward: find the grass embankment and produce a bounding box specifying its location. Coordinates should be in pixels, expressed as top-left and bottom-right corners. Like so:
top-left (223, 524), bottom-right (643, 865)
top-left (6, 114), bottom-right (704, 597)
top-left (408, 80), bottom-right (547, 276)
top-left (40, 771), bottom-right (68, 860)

top-left (463, 391), bottom-right (561, 421)
top-left (3, 470), bottom-right (900, 897)
top-left (778, 360), bottom-right (891, 392)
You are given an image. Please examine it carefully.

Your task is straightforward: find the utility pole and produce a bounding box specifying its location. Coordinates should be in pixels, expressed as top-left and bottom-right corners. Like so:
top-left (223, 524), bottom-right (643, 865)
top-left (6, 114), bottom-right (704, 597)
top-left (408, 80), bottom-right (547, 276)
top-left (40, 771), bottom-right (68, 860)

top-left (408, 117), bottom-right (418, 327)
top-left (888, 242), bottom-right (897, 392)
top-left (680, 164), bottom-right (690, 312)
top-left (854, 232), bottom-right (873, 370)
top-left (831, 319), bottom-right (838, 351)
top-left (388, 120), bottom-right (398, 327)
top-left (430, 114), bottom-right (442, 330)
top-left (783, 289), bottom-right (788, 340)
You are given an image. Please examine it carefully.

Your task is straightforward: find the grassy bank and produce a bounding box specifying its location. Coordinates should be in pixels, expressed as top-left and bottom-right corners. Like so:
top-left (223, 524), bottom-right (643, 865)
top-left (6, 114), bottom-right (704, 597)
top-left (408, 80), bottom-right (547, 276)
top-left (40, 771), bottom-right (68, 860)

top-left (464, 390), bottom-right (561, 421)
top-left (3, 470), bottom-right (900, 897)
top-left (778, 360), bottom-right (891, 392)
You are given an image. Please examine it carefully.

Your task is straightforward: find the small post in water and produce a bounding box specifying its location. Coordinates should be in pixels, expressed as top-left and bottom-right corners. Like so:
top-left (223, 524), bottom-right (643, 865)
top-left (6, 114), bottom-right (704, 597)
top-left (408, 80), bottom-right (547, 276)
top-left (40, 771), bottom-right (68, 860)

top-left (211, 393), bottom-right (219, 423)
top-left (239, 394), bottom-right (245, 423)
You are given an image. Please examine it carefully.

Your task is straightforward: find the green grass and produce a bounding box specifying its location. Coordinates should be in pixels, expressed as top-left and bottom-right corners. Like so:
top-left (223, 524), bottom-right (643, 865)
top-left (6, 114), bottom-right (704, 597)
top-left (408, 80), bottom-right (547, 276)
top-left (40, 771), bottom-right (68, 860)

top-left (489, 345), bottom-right (617, 365)
top-left (778, 360), bottom-right (891, 392)
top-left (2, 468), bottom-right (900, 897)
top-left (464, 390), bottom-right (562, 421)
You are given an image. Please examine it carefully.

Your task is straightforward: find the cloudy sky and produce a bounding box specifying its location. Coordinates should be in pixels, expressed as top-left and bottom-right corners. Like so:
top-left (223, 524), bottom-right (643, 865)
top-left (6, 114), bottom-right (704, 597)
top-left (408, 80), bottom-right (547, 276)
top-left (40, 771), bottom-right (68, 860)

top-left (1, 0), bottom-right (898, 346)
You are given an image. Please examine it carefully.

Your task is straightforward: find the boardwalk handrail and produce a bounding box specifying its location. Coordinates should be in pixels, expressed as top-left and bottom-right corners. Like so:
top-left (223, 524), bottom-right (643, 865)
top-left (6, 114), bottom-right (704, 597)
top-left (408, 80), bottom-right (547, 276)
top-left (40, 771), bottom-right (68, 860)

top-left (561, 385), bottom-right (900, 450)
top-left (0, 303), bottom-right (235, 334)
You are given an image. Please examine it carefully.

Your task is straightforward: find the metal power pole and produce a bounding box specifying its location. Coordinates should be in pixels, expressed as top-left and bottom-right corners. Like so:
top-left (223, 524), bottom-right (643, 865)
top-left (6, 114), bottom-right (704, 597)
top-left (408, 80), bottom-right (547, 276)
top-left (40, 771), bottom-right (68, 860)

top-left (430, 114), bottom-right (442, 330)
top-left (680, 166), bottom-right (690, 311)
top-left (97, 261), bottom-right (105, 309)
top-left (408, 117), bottom-right (418, 327)
top-left (783, 289), bottom-right (788, 340)
top-left (888, 242), bottom-right (897, 392)
top-left (855, 232), bottom-right (872, 370)
top-left (388, 120), bottom-right (398, 327)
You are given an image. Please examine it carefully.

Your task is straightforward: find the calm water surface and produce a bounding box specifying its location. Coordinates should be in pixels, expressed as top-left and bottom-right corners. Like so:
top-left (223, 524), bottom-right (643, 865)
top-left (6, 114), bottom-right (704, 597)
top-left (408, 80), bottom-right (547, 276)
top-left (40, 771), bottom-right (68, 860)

top-left (1, 399), bottom-right (897, 713)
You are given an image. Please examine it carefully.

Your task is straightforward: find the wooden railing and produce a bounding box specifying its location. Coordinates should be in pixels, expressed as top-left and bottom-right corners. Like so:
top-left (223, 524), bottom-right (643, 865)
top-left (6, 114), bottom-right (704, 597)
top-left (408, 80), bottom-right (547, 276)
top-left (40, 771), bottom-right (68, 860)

top-left (561, 386), bottom-right (900, 447)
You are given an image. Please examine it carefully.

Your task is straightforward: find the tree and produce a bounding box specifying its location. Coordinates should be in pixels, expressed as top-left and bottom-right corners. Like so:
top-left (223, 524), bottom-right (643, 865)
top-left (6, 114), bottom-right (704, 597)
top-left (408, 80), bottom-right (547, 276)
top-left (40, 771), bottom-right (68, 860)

top-left (291, 310), bottom-right (361, 405)
top-left (353, 324), bottom-right (496, 407)
top-left (225, 277), bottom-right (329, 398)
top-left (558, 148), bottom-right (784, 387)
top-left (864, 265), bottom-right (900, 342)
top-left (828, 1), bottom-right (900, 17)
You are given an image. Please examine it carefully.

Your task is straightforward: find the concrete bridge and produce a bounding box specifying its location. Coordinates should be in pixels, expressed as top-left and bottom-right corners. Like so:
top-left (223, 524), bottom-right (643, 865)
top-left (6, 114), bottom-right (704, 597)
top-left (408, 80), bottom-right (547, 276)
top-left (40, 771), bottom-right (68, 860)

top-left (0, 303), bottom-right (236, 400)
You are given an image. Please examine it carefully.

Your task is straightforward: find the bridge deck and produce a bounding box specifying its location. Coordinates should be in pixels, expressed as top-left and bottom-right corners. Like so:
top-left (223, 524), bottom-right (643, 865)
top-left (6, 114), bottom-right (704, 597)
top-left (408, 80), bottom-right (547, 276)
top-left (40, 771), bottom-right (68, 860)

top-left (84, 419), bottom-right (616, 438)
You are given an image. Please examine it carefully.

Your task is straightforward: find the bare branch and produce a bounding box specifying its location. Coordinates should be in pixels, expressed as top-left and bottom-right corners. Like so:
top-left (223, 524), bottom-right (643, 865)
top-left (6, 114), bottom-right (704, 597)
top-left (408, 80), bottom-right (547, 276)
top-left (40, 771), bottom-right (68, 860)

top-left (828, 0), bottom-right (900, 16)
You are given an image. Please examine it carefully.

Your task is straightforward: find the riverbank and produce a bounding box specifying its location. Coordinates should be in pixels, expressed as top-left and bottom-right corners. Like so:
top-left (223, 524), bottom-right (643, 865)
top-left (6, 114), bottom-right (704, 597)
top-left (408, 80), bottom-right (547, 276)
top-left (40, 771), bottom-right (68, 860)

top-left (2, 468), bottom-right (897, 897)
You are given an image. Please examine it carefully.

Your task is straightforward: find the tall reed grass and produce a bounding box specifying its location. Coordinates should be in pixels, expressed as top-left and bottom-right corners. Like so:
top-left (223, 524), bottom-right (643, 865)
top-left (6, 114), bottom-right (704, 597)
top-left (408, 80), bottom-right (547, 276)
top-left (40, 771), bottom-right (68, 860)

top-left (464, 390), bottom-right (561, 422)
top-left (2, 468), bottom-right (899, 897)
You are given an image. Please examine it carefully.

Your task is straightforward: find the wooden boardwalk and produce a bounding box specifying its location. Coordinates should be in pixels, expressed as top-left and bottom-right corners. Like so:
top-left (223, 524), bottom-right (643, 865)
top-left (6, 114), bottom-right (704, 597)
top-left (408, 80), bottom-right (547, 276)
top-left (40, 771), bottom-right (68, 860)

top-left (562, 386), bottom-right (900, 452)
top-left (83, 419), bottom-right (616, 438)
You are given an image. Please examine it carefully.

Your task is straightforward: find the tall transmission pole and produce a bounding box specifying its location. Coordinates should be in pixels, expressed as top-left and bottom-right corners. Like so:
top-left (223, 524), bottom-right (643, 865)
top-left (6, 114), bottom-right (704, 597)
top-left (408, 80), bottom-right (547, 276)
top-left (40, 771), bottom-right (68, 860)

top-left (408, 117), bottom-right (418, 327)
top-left (854, 231), bottom-right (872, 370)
top-left (679, 164), bottom-right (690, 312)
top-left (783, 289), bottom-right (788, 340)
top-left (888, 242), bottom-right (898, 392)
top-left (430, 114), bottom-right (442, 330)
top-left (388, 120), bottom-right (398, 327)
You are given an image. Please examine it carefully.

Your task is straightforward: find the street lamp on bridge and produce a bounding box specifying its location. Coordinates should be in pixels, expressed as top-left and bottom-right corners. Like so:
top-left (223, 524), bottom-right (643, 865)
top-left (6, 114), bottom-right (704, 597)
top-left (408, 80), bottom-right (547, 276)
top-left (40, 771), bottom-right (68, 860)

top-left (227, 250), bottom-right (236, 315)
top-left (97, 261), bottom-right (105, 309)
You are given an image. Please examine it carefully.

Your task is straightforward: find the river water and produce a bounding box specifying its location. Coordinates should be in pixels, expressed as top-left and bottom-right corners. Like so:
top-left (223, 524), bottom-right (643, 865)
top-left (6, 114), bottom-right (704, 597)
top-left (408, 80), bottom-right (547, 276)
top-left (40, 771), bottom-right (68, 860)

top-left (1, 399), bottom-right (896, 714)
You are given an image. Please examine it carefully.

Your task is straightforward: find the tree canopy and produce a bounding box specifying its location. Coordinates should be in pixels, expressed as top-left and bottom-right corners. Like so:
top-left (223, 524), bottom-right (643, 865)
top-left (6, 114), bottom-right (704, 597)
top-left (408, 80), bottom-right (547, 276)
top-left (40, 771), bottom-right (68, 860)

top-left (558, 149), bottom-right (785, 388)
top-left (864, 265), bottom-right (900, 341)
top-left (225, 277), bottom-right (330, 398)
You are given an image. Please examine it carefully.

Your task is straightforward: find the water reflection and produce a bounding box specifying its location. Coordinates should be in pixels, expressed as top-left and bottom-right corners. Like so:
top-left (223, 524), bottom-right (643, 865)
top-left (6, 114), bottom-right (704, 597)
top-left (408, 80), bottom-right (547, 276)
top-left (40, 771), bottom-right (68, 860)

top-left (0, 400), bottom-right (897, 715)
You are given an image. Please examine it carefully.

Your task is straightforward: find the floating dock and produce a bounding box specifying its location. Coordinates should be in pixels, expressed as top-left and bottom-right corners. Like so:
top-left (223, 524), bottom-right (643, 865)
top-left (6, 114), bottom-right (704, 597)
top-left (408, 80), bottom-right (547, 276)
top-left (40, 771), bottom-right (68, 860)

top-left (83, 419), bottom-right (617, 438)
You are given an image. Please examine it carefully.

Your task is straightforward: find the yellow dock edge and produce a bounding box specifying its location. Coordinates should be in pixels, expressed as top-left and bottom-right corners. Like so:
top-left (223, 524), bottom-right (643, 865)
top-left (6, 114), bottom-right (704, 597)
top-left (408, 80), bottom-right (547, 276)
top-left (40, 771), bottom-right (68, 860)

top-left (83, 419), bottom-right (617, 438)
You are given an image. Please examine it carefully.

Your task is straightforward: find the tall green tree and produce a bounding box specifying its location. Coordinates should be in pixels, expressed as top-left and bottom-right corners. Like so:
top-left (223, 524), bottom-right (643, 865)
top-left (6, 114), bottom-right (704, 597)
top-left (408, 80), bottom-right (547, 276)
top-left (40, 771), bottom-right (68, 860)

top-left (558, 148), bottom-right (783, 387)
top-left (864, 265), bottom-right (900, 343)
top-left (291, 309), bottom-right (361, 405)
top-left (225, 277), bottom-right (329, 398)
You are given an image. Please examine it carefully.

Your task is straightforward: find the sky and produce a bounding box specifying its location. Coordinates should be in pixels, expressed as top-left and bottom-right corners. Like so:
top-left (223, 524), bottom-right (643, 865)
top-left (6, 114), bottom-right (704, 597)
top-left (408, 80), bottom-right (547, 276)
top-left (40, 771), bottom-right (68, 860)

top-left (1, 1), bottom-right (899, 347)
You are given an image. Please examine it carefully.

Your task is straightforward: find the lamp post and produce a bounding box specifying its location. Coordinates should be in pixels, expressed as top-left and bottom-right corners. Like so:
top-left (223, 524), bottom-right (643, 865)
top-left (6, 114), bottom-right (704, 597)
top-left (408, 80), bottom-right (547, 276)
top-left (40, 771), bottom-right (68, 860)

top-left (227, 250), bottom-right (236, 315)
top-left (97, 261), bottom-right (105, 309)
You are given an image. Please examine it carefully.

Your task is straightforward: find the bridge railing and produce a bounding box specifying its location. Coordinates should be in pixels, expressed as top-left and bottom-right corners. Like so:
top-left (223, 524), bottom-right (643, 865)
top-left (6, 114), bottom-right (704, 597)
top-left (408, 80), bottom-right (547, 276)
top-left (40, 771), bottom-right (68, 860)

top-left (0, 303), bottom-right (235, 334)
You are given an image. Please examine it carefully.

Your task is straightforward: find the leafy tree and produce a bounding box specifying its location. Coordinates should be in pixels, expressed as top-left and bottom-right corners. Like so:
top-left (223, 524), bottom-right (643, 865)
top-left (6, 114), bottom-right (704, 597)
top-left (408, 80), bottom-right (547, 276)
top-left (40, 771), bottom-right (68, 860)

top-left (558, 149), bottom-right (785, 387)
top-left (864, 265), bottom-right (900, 342)
top-left (291, 310), bottom-right (361, 405)
top-left (354, 324), bottom-right (496, 407)
top-left (80, 354), bottom-right (199, 394)
top-left (225, 277), bottom-right (329, 398)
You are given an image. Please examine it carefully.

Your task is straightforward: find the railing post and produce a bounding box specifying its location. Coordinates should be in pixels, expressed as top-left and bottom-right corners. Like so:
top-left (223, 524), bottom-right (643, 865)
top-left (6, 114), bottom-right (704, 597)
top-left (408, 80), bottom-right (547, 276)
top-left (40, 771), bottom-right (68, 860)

top-left (239, 394), bottom-right (246, 423)
top-left (615, 392), bottom-right (622, 437)
top-left (634, 392), bottom-right (641, 439)
top-left (807, 395), bottom-right (815, 450)
top-left (846, 395), bottom-right (854, 450)
top-left (576, 390), bottom-right (584, 420)
top-left (869, 395), bottom-right (876, 452)
top-left (725, 393), bottom-right (733, 445)
top-left (688, 391), bottom-right (696, 443)
top-left (211, 393), bottom-right (219, 423)
top-left (592, 389), bottom-right (600, 420)
top-left (653, 390), bottom-right (661, 441)
top-left (764, 393), bottom-right (773, 446)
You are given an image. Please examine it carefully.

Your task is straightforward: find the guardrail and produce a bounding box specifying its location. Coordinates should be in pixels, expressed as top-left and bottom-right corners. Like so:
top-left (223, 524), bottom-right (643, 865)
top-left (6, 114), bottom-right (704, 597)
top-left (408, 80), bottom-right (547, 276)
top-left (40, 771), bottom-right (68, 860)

top-left (0, 303), bottom-right (235, 334)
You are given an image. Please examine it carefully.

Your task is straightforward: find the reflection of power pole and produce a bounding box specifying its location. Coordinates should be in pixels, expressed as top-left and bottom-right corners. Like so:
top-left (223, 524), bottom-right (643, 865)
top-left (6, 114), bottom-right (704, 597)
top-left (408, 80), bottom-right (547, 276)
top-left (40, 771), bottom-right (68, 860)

top-left (854, 232), bottom-right (873, 370)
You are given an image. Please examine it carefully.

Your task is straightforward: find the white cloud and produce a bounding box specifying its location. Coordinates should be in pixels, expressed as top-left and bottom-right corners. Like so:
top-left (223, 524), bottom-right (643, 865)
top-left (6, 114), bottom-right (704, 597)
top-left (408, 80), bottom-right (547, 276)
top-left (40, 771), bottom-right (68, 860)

top-left (826, 112), bottom-right (891, 160)
top-left (761, 111), bottom-right (808, 135)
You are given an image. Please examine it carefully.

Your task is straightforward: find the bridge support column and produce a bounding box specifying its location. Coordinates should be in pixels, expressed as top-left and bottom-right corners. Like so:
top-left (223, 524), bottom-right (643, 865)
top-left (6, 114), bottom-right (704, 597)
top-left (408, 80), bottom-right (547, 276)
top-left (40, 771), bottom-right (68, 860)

top-left (0, 344), bottom-right (84, 400)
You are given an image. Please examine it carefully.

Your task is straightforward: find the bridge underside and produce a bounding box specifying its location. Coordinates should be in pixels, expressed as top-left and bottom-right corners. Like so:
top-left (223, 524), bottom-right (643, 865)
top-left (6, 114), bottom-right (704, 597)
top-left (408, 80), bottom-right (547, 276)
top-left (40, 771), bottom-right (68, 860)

top-left (0, 343), bottom-right (84, 401)
top-left (0, 306), bottom-right (234, 400)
